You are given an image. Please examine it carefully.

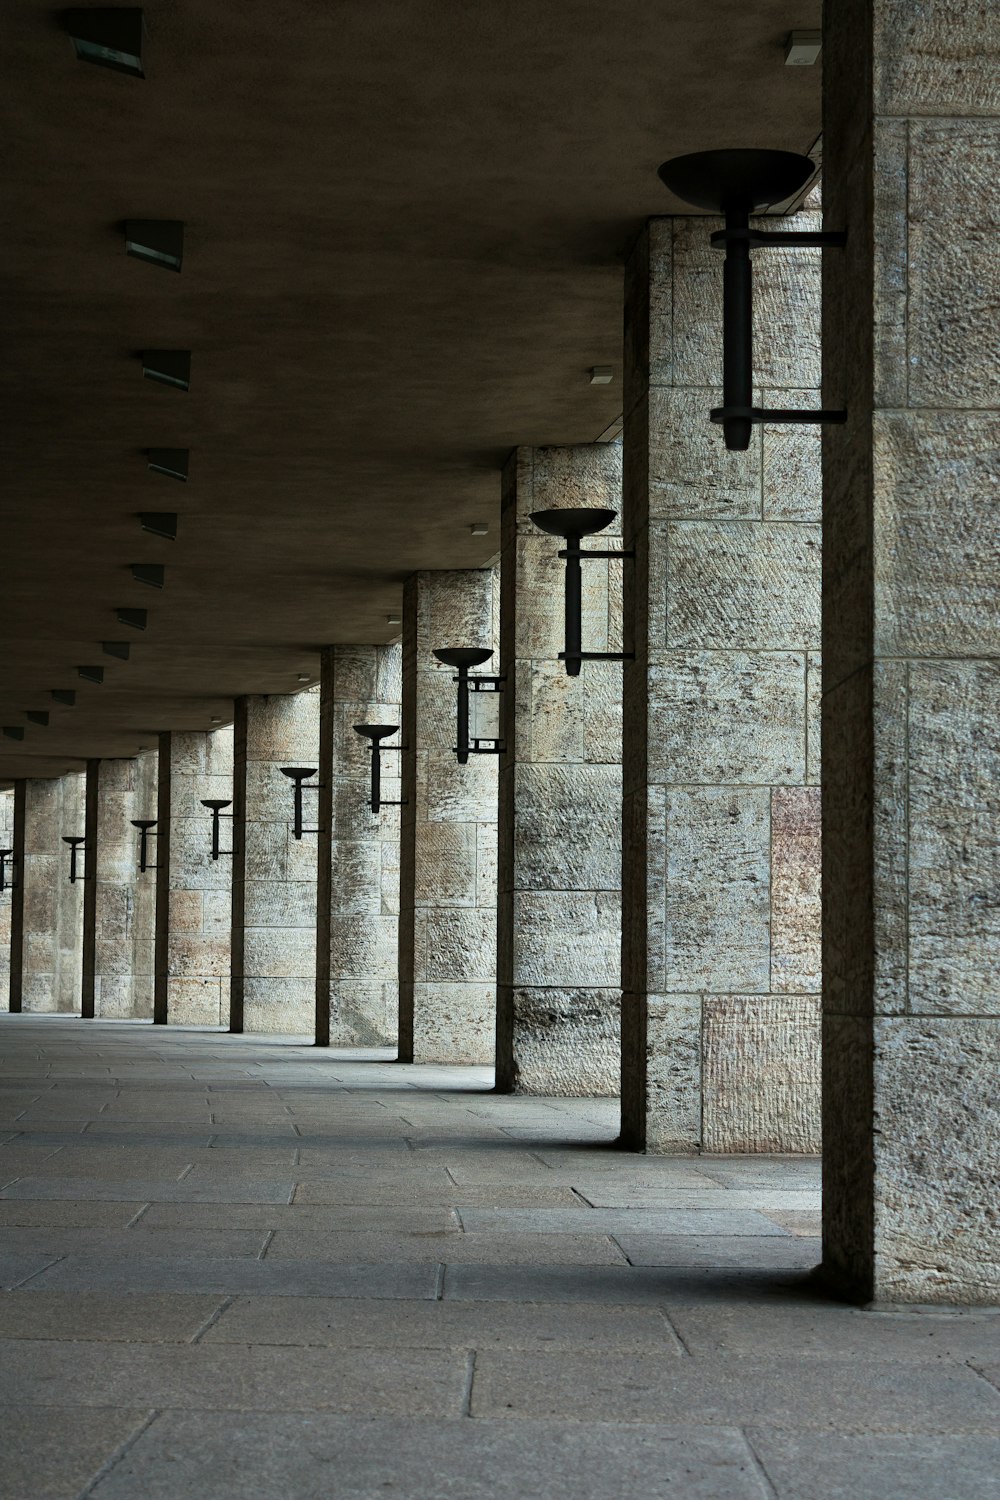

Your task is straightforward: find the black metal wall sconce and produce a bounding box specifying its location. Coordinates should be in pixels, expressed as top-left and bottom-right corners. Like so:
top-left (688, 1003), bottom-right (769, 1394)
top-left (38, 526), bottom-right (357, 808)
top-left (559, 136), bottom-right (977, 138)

top-left (657, 148), bottom-right (846, 452)
top-left (62, 836), bottom-right (87, 884)
top-left (200, 800), bottom-right (233, 862)
top-left (529, 509), bottom-right (635, 679)
top-left (0, 849), bottom-right (17, 896)
top-left (432, 650), bottom-right (505, 763)
top-left (130, 819), bottom-right (158, 873)
top-left (353, 727), bottom-right (406, 814)
top-left (280, 768), bottom-right (323, 840)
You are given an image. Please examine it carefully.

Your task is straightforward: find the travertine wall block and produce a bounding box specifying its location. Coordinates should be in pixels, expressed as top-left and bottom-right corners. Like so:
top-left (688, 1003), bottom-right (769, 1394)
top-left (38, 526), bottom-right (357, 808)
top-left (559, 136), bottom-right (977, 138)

top-left (9, 777), bottom-right (85, 1013)
top-left (497, 445), bottom-right (623, 1096)
top-left (823, 0), bottom-right (1000, 1301)
top-left (0, 789), bottom-right (14, 1007)
top-left (622, 210), bottom-right (823, 1154)
top-left (232, 692), bottom-right (319, 1035)
top-left (399, 572), bottom-right (498, 1063)
top-left (319, 651), bottom-right (401, 1050)
top-left (90, 756), bottom-right (157, 1020)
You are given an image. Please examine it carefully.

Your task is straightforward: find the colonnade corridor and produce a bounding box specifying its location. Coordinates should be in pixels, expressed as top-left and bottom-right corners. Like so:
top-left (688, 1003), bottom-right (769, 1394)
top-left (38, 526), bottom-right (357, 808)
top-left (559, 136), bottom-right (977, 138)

top-left (1, 1016), bottom-right (998, 1499)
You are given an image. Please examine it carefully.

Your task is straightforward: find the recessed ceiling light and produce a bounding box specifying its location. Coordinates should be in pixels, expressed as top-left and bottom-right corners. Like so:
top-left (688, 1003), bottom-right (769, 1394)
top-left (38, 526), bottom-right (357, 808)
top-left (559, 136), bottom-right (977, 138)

top-left (116, 607), bottom-right (148, 630)
top-left (147, 448), bottom-right (189, 481)
top-left (138, 511), bottom-right (178, 540)
top-left (2, 726), bottom-right (25, 741)
top-left (131, 563), bottom-right (165, 588)
top-left (386, 613), bottom-right (402, 625)
top-left (297, 674), bottom-right (311, 682)
top-left (210, 716), bottom-right (223, 724)
top-left (51, 689), bottom-right (76, 706)
top-left (65, 7), bottom-right (146, 78)
top-left (785, 30), bottom-right (821, 65)
top-left (125, 219), bottom-right (184, 272)
top-left (78, 665), bottom-right (104, 684)
top-left (141, 350), bottom-right (191, 390)
top-left (102, 641), bottom-right (131, 660)
top-left (469, 522), bottom-right (489, 536)
top-left (589, 367), bottom-right (614, 385)
top-left (26, 711), bottom-right (50, 726)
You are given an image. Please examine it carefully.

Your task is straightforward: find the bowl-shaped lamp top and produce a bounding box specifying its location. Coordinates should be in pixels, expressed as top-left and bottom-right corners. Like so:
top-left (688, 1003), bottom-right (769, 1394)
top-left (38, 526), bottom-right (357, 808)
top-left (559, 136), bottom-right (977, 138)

top-left (529, 507), bottom-right (618, 539)
top-left (657, 149), bottom-right (815, 214)
top-left (433, 648), bottom-right (495, 669)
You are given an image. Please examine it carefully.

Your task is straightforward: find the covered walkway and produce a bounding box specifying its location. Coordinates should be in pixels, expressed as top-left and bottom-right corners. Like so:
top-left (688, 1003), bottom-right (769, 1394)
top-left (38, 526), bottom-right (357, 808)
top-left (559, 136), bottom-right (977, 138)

top-left (2, 1016), bottom-right (998, 1499)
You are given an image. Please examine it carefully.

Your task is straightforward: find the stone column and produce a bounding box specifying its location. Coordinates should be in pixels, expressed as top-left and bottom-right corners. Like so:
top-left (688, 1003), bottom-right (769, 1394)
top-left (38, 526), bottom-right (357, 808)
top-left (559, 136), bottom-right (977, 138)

top-left (0, 786), bottom-right (15, 1008)
top-left (398, 570), bottom-right (499, 1064)
top-left (11, 776), bottom-right (86, 1014)
top-left (230, 690), bottom-right (319, 1035)
top-left (822, 0), bottom-right (1000, 1303)
top-left (496, 446), bottom-right (623, 1095)
top-left (316, 645), bottom-right (401, 1047)
top-left (155, 727), bottom-right (234, 1026)
top-left (621, 211), bottom-right (823, 1152)
top-left (88, 756), bottom-right (158, 1019)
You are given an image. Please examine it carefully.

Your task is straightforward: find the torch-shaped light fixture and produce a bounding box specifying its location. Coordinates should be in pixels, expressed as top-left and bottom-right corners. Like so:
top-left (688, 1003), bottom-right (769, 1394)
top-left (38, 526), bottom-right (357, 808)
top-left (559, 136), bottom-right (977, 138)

top-left (200, 799), bottom-right (233, 862)
top-left (432, 649), bottom-right (504, 764)
top-left (656, 148), bottom-right (846, 451)
top-left (279, 768), bottom-right (322, 840)
top-left (353, 726), bottom-right (405, 814)
top-left (529, 508), bottom-right (634, 678)
top-left (62, 835), bottom-right (87, 884)
top-left (130, 819), bottom-right (158, 873)
top-left (0, 849), bottom-right (16, 896)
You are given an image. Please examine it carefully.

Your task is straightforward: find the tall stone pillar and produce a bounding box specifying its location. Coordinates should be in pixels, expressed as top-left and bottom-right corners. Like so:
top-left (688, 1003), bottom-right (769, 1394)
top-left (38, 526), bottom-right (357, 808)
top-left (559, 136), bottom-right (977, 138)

top-left (398, 570), bottom-right (499, 1063)
top-left (621, 212), bottom-right (823, 1152)
top-left (822, 0), bottom-right (1000, 1303)
top-left (11, 776), bottom-right (85, 1014)
top-left (316, 646), bottom-right (401, 1047)
top-left (230, 690), bottom-right (319, 1035)
top-left (155, 727), bottom-right (233, 1026)
top-left (87, 756), bottom-right (158, 1019)
top-left (0, 786), bottom-right (15, 1008)
top-left (496, 447), bottom-right (623, 1095)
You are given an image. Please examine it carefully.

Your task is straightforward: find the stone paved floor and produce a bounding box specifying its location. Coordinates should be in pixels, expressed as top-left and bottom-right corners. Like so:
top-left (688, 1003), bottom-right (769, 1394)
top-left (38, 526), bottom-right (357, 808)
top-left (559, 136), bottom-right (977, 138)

top-left (0, 1016), bottom-right (998, 1499)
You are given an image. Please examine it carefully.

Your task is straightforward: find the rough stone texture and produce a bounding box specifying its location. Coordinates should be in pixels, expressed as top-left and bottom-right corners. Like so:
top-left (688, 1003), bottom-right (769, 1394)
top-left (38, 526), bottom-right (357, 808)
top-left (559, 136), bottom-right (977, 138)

top-left (496, 446), bottom-right (622, 1096)
top-left (317, 645), bottom-right (401, 1046)
top-left (91, 756), bottom-right (158, 1020)
top-left (7, 776), bottom-right (85, 1014)
top-left (399, 570), bottom-right (498, 1064)
top-left (822, 0), bottom-right (1000, 1302)
top-left (157, 729), bottom-right (234, 1027)
top-left (0, 788), bottom-right (14, 1007)
top-left (231, 692), bottom-right (319, 1035)
top-left (622, 216), bottom-right (822, 1153)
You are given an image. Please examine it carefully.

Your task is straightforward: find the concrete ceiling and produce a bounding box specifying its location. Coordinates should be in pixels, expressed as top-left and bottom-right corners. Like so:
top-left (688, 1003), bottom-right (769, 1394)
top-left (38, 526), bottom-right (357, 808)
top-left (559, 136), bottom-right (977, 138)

top-left (0, 0), bottom-right (821, 780)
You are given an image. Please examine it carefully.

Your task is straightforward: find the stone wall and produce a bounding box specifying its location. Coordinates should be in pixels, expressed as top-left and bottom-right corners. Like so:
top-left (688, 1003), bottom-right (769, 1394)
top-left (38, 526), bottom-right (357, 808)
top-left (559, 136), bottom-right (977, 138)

top-left (0, 788), bottom-right (14, 1008)
top-left (92, 756), bottom-right (158, 1019)
top-left (496, 446), bottom-right (623, 1095)
top-left (621, 213), bottom-right (823, 1152)
top-left (317, 645), bottom-right (401, 1046)
top-left (822, 0), bottom-right (1000, 1302)
top-left (231, 691), bottom-right (319, 1035)
top-left (399, 570), bottom-right (499, 1063)
top-left (12, 775), bottom-right (85, 1013)
top-left (157, 728), bottom-right (234, 1027)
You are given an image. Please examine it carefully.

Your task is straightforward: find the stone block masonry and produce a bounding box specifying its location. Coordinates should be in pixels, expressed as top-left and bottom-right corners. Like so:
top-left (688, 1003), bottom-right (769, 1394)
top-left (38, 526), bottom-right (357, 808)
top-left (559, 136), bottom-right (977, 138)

top-left (88, 755), bottom-right (158, 1020)
top-left (0, 788), bottom-right (14, 1007)
top-left (496, 445), bottom-right (623, 1096)
top-left (231, 691), bottom-right (319, 1035)
top-left (398, 570), bottom-right (499, 1064)
top-left (156, 728), bottom-right (234, 1027)
top-left (317, 645), bottom-right (401, 1046)
top-left (621, 212), bottom-right (823, 1153)
top-left (9, 774), bottom-right (86, 1014)
top-left (821, 0), bottom-right (1000, 1302)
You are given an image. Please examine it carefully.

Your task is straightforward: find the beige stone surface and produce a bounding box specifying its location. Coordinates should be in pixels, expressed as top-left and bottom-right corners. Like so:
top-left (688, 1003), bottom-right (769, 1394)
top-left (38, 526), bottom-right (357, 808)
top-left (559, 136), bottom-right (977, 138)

top-left (164, 728), bottom-right (233, 1027)
top-left (14, 776), bottom-right (85, 1014)
top-left (702, 995), bottom-right (821, 1154)
top-left (666, 522), bottom-right (821, 651)
top-left (399, 571), bottom-right (498, 1064)
top-left (771, 787), bottom-right (822, 995)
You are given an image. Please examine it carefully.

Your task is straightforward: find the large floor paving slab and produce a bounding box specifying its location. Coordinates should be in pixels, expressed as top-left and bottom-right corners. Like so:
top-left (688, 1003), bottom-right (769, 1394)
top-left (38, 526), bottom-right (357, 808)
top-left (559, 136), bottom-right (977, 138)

top-left (0, 1014), bottom-right (995, 1500)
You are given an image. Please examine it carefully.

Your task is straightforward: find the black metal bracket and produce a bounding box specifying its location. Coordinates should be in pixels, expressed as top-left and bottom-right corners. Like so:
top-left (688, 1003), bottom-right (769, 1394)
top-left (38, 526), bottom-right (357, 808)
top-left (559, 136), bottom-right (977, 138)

top-left (0, 849), bottom-right (17, 895)
top-left (530, 510), bottom-right (636, 678)
top-left (61, 835), bottom-right (88, 885)
top-left (432, 650), bottom-right (506, 763)
top-left (200, 799), bottom-right (233, 861)
top-left (657, 148), bottom-right (848, 450)
top-left (353, 726), bottom-right (407, 814)
top-left (280, 768), bottom-right (325, 840)
top-left (130, 819), bottom-right (159, 873)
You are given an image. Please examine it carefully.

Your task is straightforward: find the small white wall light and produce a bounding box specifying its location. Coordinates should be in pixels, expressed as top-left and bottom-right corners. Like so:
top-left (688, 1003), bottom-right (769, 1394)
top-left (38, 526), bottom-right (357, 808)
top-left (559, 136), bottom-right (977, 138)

top-left (785, 30), bottom-right (821, 65)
